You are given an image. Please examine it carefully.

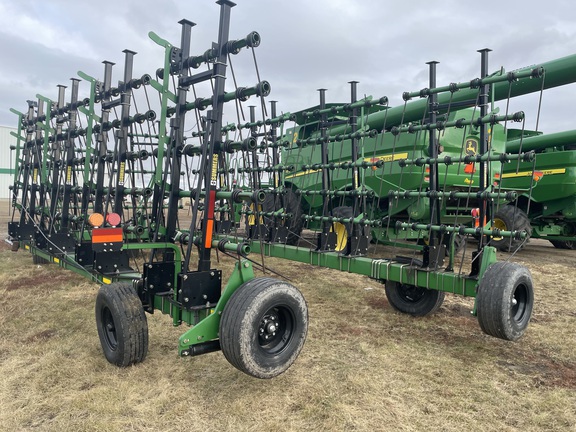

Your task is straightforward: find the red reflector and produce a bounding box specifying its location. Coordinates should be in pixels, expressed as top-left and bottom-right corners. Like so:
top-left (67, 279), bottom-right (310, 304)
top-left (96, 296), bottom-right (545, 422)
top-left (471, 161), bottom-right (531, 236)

top-left (106, 212), bottom-right (121, 226)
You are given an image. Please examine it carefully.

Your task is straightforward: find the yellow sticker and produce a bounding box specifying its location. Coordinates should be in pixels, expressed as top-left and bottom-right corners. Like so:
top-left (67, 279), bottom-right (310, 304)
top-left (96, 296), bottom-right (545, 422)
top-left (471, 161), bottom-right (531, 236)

top-left (464, 178), bottom-right (474, 185)
top-left (102, 277), bottom-right (112, 284)
top-left (363, 152), bottom-right (409, 164)
top-left (25, 245), bottom-right (30, 250)
top-left (285, 168), bottom-right (321, 179)
top-left (118, 162), bottom-right (126, 186)
top-left (210, 154), bottom-right (219, 186)
top-left (53, 257), bottom-right (60, 264)
top-left (501, 168), bottom-right (566, 179)
top-left (285, 152), bottom-right (411, 180)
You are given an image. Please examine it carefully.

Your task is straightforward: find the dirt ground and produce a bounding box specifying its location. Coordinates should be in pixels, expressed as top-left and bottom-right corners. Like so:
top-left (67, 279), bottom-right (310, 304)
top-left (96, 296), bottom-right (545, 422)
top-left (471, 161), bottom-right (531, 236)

top-left (0, 198), bottom-right (574, 431)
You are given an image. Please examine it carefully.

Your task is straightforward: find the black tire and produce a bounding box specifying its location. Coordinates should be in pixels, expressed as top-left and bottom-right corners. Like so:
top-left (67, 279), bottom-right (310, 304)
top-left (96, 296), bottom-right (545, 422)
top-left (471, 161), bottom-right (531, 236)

top-left (95, 282), bottom-right (148, 367)
top-left (385, 280), bottom-right (445, 316)
top-left (476, 261), bottom-right (533, 341)
top-left (219, 277), bottom-right (308, 379)
top-left (262, 189), bottom-right (304, 245)
top-left (32, 254), bottom-right (49, 265)
top-left (491, 205), bottom-right (532, 252)
top-left (549, 239), bottom-right (576, 250)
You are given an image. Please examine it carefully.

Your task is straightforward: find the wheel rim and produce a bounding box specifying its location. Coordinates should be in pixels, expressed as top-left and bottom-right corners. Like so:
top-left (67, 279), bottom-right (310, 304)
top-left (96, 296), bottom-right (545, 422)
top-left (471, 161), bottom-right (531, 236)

top-left (101, 307), bottom-right (118, 351)
top-left (397, 283), bottom-right (426, 303)
top-left (492, 217), bottom-right (507, 241)
top-left (331, 222), bottom-right (348, 252)
top-left (511, 283), bottom-right (530, 325)
top-left (258, 306), bottom-right (294, 355)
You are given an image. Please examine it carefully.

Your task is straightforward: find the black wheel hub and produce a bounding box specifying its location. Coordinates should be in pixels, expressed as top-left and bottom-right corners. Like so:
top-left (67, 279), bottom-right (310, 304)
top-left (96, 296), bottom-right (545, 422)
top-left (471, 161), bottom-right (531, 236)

top-left (512, 284), bottom-right (529, 324)
top-left (101, 307), bottom-right (118, 351)
top-left (258, 306), bottom-right (294, 354)
top-left (259, 313), bottom-right (279, 341)
top-left (398, 283), bottom-right (426, 303)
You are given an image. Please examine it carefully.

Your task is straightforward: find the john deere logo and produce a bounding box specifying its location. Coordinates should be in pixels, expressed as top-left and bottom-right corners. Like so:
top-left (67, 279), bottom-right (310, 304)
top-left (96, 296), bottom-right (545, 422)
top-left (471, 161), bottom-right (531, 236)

top-left (465, 138), bottom-right (478, 156)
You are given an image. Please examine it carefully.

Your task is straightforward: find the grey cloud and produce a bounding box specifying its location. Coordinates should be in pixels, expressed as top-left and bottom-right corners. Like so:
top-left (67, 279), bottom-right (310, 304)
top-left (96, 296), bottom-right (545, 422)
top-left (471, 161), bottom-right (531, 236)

top-left (2, 0), bottom-right (576, 132)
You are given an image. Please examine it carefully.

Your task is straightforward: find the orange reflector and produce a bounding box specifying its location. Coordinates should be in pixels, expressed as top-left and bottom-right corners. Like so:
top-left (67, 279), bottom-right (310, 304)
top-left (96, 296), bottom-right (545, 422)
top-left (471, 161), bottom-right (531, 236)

top-left (464, 163), bottom-right (475, 174)
top-left (92, 227), bottom-right (123, 244)
top-left (88, 213), bottom-right (104, 228)
top-left (106, 212), bottom-right (121, 226)
top-left (533, 170), bottom-right (544, 182)
top-left (204, 219), bottom-right (214, 248)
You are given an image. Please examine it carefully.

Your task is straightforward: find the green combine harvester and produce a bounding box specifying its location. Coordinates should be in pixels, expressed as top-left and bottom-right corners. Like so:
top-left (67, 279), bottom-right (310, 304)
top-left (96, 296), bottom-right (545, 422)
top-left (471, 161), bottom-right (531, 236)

top-left (492, 129), bottom-right (576, 250)
top-left (265, 54), bottom-right (576, 254)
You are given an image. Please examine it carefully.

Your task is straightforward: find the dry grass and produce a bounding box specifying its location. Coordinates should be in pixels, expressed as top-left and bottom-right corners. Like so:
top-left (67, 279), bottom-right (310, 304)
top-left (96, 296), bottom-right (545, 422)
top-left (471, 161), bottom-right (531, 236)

top-left (0, 219), bottom-right (575, 430)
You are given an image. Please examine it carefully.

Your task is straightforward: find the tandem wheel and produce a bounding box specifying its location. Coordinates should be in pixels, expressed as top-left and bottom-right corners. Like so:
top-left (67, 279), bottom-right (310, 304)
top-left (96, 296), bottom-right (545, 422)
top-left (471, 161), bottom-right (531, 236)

top-left (384, 280), bottom-right (445, 316)
top-left (476, 261), bottom-right (533, 341)
top-left (95, 282), bottom-right (149, 367)
top-left (219, 277), bottom-right (308, 379)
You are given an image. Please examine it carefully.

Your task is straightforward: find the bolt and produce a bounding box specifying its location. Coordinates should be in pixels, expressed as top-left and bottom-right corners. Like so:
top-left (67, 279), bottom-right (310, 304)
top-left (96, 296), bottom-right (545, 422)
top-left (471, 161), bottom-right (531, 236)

top-left (197, 336), bottom-right (203, 341)
top-left (149, 284), bottom-right (154, 288)
top-left (203, 294), bottom-right (208, 300)
top-left (512, 298), bottom-right (518, 306)
top-left (210, 271), bottom-right (214, 277)
top-left (114, 264), bottom-right (118, 268)
top-left (148, 264), bottom-right (153, 269)
top-left (184, 297), bottom-right (189, 302)
top-left (178, 289), bottom-right (182, 294)
top-left (167, 282), bottom-right (171, 287)
top-left (98, 266), bottom-right (102, 269)
top-left (182, 351), bottom-right (189, 356)
top-left (183, 338), bottom-right (189, 344)
top-left (183, 275), bottom-right (188, 280)
top-left (244, 262), bottom-right (249, 268)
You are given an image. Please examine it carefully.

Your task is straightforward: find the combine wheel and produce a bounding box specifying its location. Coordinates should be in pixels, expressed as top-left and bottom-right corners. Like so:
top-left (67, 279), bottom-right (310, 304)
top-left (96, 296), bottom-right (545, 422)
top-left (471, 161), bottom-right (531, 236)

top-left (549, 239), bottom-right (576, 250)
top-left (331, 206), bottom-right (355, 252)
top-left (262, 189), bottom-right (304, 245)
top-left (476, 262), bottom-right (533, 341)
top-left (32, 254), bottom-right (49, 265)
top-left (219, 277), bottom-right (308, 379)
top-left (491, 205), bottom-right (532, 252)
top-left (384, 281), bottom-right (445, 316)
top-left (95, 282), bottom-right (148, 367)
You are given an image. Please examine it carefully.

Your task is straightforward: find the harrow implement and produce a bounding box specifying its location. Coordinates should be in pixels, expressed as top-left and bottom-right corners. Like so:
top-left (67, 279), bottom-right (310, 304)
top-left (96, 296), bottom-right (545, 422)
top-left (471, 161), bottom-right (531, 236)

top-left (8, 1), bottom-right (571, 378)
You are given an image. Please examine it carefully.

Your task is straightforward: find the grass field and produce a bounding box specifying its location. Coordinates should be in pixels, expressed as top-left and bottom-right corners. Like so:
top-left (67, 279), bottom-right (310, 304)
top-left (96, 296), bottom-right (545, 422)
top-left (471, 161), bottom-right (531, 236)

top-left (0, 201), bottom-right (575, 431)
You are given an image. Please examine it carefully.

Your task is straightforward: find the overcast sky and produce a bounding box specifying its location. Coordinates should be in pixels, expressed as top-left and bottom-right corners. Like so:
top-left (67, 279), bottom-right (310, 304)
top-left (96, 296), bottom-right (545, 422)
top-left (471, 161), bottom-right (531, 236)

top-left (1, 0), bottom-right (576, 133)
